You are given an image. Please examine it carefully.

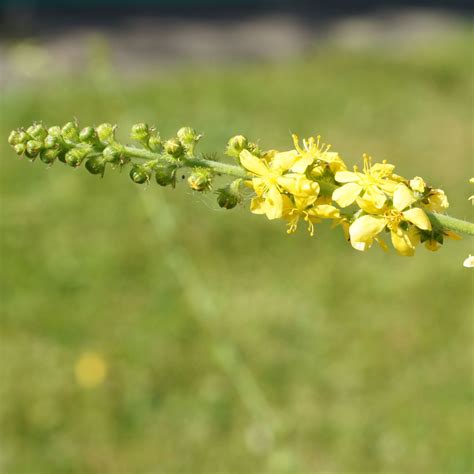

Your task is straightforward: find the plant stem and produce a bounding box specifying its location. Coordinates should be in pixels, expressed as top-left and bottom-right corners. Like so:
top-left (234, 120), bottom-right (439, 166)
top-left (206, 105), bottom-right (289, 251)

top-left (123, 146), bottom-right (249, 178)
top-left (428, 212), bottom-right (474, 236)
top-left (122, 145), bottom-right (474, 236)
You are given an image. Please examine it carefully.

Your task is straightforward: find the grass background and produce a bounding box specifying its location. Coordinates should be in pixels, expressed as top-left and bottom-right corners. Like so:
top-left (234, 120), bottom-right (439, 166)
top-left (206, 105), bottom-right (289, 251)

top-left (0, 28), bottom-right (473, 473)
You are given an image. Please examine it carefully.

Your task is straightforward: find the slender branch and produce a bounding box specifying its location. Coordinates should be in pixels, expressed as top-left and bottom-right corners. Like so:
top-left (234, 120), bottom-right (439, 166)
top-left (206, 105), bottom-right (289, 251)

top-left (123, 145), bottom-right (249, 178)
top-left (428, 212), bottom-right (474, 236)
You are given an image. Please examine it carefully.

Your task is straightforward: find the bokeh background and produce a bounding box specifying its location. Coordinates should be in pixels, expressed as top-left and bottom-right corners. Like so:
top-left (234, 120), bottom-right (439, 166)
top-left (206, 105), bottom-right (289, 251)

top-left (1, 1), bottom-right (473, 472)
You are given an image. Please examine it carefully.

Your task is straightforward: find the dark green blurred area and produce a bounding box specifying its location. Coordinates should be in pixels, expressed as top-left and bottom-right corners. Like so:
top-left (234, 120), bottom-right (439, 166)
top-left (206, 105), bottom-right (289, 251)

top-left (0, 29), bottom-right (473, 473)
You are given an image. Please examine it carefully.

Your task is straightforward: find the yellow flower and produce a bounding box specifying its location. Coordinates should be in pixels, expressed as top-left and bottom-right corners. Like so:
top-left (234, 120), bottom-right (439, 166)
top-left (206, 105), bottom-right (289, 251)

top-left (332, 154), bottom-right (398, 209)
top-left (282, 195), bottom-right (340, 236)
top-left (409, 176), bottom-right (426, 193)
top-left (349, 183), bottom-right (432, 256)
top-left (75, 351), bottom-right (107, 388)
top-left (424, 188), bottom-right (449, 212)
top-left (240, 149), bottom-right (318, 220)
top-left (291, 134), bottom-right (346, 174)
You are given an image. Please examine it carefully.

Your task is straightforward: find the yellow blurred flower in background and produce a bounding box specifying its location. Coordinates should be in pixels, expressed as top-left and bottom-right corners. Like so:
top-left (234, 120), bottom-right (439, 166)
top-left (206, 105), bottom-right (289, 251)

top-left (74, 351), bottom-right (107, 388)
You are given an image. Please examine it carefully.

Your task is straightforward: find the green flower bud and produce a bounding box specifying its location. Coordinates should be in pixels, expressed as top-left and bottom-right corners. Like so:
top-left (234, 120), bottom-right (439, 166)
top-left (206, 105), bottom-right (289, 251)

top-left (225, 135), bottom-right (248, 158)
top-left (177, 127), bottom-right (202, 145)
top-left (216, 180), bottom-right (242, 209)
top-left (27, 123), bottom-right (48, 141)
top-left (130, 123), bottom-right (150, 143)
top-left (18, 131), bottom-right (29, 144)
top-left (13, 143), bottom-right (26, 155)
top-left (44, 135), bottom-right (59, 149)
top-left (164, 138), bottom-right (184, 158)
top-left (148, 134), bottom-right (162, 152)
top-left (79, 126), bottom-right (98, 144)
top-left (61, 121), bottom-right (80, 144)
top-left (129, 164), bottom-right (152, 184)
top-left (40, 148), bottom-right (60, 165)
top-left (155, 164), bottom-right (177, 187)
top-left (103, 143), bottom-right (124, 164)
top-left (8, 130), bottom-right (22, 146)
top-left (85, 156), bottom-right (106, 176)
top-left (48, 126), bottom-right (61, 138)
top-left (247, 142), bottom-right (261, 156)
top-left (25, 140), bottom-right (43, 159)
top-left (64, 145), bottom-right (91, 168)
top-left (188, 167), bottom-right (213, 192)
top-left (96, 123), bottom-right (116, 145)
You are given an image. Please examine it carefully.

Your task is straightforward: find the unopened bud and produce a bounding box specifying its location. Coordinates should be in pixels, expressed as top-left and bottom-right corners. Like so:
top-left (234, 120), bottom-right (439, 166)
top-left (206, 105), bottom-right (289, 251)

top-left (61, 121), bottom-right (80, 144)
top-left (13, 143), bottom-right (26, 155)
top-left (48, 126), bottom-right (61, 138)
top-left (103, 143), bottom-right (124, 164)
top-left (148, 134), bottom-right (162, 152)
top-left (85, 156), bottom-right (106, 176)
top-left (44, 135), bottom-right (59, 149)
top-left (216, 180), bottom-right (242, 209)
top-left (226, 135), bottom-right (248, 158)
top-left (130, 123), bottom-right (150, 143)
top-left (96, 123), bottom-right (116, 145)
top-left (188, 168), bottom-right (213, 192)
top-left (129, 164), bottom-right (151, 184)
top-left (65, 146), bottom-right (91, 168)
top-left (155, 164), bottom-right (177, 187)
top-left (8, 130), bottom-right (22, 146)
top-left (79, 126), bottom-right (98, 144)
top-left (40, 148), bottom-right (60, 165)
top-left (177, 127), bottom-right (201, 153)
top-left (25, 140), bottom-right (43, 159)
top-left (27, 123), bottom-right (48, 141)
top-left (164, 138), bottom-right (184, 158)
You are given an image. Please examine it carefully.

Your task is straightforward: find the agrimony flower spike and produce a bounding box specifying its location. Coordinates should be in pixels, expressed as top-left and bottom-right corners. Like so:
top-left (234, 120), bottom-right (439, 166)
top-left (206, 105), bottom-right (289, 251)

top-left (7, 120), bottom-right (474, 259)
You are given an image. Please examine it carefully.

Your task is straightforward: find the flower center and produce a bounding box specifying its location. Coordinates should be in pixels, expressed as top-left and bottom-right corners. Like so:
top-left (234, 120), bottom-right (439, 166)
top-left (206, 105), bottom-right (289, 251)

top-left (383, 209), bottom-right (403, 230)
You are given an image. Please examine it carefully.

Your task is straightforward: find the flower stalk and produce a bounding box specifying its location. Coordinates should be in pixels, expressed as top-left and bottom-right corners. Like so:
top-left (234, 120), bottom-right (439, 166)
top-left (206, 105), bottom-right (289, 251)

top-left (7, 120), bottom-right (473, 257)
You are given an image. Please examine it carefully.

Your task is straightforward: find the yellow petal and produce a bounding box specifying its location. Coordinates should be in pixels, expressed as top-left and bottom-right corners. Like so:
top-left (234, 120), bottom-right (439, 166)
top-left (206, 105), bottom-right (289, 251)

top-left (390, 227), bottom-right (417, 256)
top-left (332, 182), bottom-right (363, 207)
top-left (250, 196), bottom-right (267, 215)
top-left (356, 196), bottom-right (384, 214)
top-left (311, 204), bottom-right (340, 219)
top-left (334, 171), bottom-right (359, 183)
top-left (402, 208), bottom-right (432, 231)
top-left (270, 150), bottom-right (299, 171)
top-left (363, 185), bottom-right (387, 209)
top-left (281, 194), bottom-right (295, 216)
top-left (291, 156), bottom-right (314, 173)
top-left (239, 149), bottom-right (268, 176)
top-left (278, 175), bottom-right (319, 197)
top-left (264, 185), bottom-right (283, 220)
top-left (349, 215), bottom-right (386, 248)
top-left (393, 183), bottom-right (416, 211)
top-left (409, 176), bottom-right (426, 193)
top-left (426, 189), bottom-right (449, 211)
top-left (370, 162), bottom-right (395, 178)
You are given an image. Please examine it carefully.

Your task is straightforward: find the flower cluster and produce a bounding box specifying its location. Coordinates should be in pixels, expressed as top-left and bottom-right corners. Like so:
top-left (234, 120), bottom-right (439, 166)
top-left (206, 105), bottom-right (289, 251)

top-left (238, 135), bottom-right (459, 256)
top-left (8, 121), bottom-right (473, 257)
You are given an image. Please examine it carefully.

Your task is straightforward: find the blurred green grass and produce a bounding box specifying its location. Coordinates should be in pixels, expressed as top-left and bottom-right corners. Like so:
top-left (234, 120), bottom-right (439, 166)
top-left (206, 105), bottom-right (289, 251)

top-left (0, 29), bottom-right (473, 473)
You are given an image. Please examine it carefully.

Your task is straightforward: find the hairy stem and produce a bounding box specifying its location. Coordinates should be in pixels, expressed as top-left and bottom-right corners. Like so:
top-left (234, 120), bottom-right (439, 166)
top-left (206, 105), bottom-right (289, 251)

top-left (122, 145), bottom-right (474, 237)
top-left (428, 213), bottom-right (474, 236)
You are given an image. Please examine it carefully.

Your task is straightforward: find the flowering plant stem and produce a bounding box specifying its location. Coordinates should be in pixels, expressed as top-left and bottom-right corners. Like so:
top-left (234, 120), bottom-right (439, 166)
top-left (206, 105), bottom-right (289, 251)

top-left (8, 120), bottom-right (474, 259)
top-left (123, 145), bottom-right (474, 237)
top-left (123, 145), bottom-right (249, 178)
